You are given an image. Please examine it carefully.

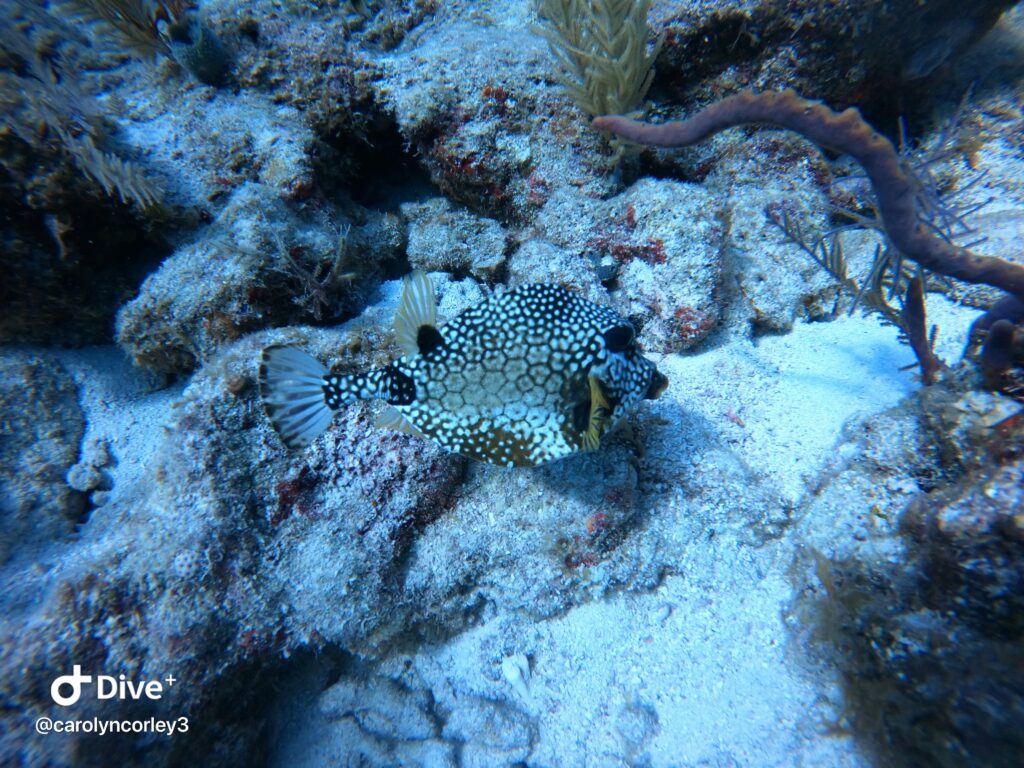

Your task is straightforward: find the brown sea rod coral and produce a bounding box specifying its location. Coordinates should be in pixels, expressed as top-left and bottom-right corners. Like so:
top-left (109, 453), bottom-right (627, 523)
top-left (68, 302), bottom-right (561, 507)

top-left (594, 89), bottom-right (1024, 378)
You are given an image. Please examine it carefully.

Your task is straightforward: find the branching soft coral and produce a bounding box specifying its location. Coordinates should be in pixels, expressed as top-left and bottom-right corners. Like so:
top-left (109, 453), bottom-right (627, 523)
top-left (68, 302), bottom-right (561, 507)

top-left (0, 11), bottom-right (162, 209)
top-left (62, 0), bottom-right (196, 61)
top-left (535, 0), bottom-right (661, 118)
top-left (62, 0), bottom-right (230, 85)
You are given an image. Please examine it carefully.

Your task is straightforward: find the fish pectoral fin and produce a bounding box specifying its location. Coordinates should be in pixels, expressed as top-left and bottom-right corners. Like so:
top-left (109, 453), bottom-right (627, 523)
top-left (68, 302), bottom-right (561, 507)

top-left (581, 375), bottom-right (613, 452)
top-left (395, 270), bottom-right (438, 358)
top-left (374, 405), bottom-right (424, 438)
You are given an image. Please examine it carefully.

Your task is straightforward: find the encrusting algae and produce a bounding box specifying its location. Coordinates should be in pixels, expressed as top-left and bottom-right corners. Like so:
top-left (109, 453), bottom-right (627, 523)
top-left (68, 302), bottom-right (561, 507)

top-left (260, 271), bottom-right (667, 466)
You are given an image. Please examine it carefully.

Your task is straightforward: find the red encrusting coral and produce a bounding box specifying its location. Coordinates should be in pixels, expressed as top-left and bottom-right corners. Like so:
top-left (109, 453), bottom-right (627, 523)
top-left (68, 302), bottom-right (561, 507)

top-left (671, 306), bottom-right (716, 345)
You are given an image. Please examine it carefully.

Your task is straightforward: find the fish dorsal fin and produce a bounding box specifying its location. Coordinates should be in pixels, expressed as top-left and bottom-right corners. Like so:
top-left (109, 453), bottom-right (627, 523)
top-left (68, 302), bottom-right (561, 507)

top-left (374, 405), bottom-right (424, 437)
top-left (581, 375), bottom-right (613, 452)
top-left (395, 270), bottom-right (438, 358)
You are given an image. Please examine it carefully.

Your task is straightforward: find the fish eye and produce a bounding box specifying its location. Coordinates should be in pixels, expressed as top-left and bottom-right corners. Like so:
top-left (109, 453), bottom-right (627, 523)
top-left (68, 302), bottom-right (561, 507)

top-left (603, 324), bottom-right (635, 353)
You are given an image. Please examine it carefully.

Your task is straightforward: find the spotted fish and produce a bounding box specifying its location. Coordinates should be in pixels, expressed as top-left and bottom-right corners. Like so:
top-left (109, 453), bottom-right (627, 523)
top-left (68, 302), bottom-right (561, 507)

top-left (259, 271), bottom-right (667, 466)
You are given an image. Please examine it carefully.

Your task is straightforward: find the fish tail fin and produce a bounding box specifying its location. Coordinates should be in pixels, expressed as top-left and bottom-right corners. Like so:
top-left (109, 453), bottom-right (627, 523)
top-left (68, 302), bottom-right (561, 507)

top-left (259, 345), bottom-right (336, 449)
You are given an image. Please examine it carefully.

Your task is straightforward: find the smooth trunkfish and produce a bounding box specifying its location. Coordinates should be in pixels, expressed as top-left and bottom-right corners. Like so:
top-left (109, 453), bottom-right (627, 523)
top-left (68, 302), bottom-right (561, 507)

top-left (259, 271), bottom-right (668, 466)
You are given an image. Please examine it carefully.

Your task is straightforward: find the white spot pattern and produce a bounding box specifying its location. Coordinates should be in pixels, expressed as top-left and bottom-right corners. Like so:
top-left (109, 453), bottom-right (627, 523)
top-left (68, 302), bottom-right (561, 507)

top-left (384, 283), bottom-right (661, 465)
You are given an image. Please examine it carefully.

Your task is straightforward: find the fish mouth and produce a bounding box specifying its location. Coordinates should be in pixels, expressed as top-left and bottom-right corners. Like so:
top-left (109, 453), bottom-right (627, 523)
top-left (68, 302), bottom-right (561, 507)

top-left (645, 370), bottom-right (668, 400)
